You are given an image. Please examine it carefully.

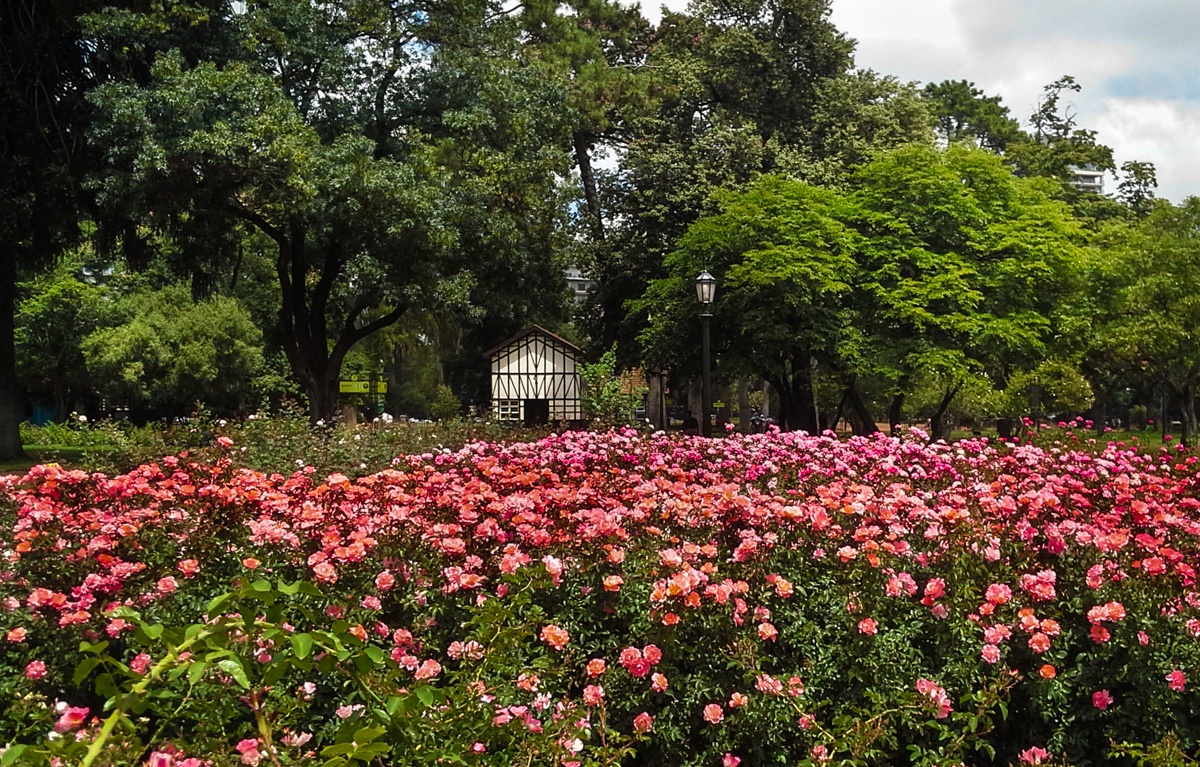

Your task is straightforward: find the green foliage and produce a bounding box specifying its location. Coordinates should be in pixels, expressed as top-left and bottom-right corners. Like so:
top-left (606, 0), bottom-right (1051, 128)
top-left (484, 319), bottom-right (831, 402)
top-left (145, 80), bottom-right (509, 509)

top-left (1095, 198), bottom-right (1200, 441)
top-left (637, 144), bottom-right (1086, 433)
top-left (84, 0), bottom-right (574, 420)
top-left (776, 71), bottom-right (934, 187)
top-left (580, 346), bottom-right (646, 426)
top-left (907, 372), bottom-right (1003, 423)
top-left (33, 408), bottom-right (542, 477)
top-left (81, 284), bottom-right (265, 414)
top-left (923, 80), bottom-right (1024, 152)
top-left (1001, 360), bottom-right (1095, 418)
top-left (15, 262), bottom-right (106, 413)
top-left (429, 385), bottom-right (462, 422)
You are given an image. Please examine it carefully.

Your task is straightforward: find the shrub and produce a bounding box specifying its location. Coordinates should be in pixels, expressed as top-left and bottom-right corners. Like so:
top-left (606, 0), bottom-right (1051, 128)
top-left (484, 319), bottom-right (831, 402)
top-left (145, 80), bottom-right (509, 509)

top-left (3, 431), bottom-right (1200, 765)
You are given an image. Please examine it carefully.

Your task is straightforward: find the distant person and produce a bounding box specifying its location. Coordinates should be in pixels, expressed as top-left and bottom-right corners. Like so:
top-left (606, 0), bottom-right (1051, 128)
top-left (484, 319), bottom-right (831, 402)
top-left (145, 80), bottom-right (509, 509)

top-left (682, 410), bottom-right (700, 436)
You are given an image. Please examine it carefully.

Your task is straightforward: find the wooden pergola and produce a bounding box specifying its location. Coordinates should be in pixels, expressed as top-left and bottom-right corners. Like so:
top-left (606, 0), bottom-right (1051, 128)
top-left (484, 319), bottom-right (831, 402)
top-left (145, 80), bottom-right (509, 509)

top-left (485, 326), bottom-right (583, 426)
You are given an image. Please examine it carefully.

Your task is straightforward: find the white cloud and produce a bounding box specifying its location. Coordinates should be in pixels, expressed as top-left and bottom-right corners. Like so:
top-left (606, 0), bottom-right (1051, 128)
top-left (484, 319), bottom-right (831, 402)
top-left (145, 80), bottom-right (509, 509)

top-left (626, 0), bottom-right (1200, 200)
top-left (833, 0), bottom-right (1200, 201)
top-left (1094, 98), bottom-right (1200, 203)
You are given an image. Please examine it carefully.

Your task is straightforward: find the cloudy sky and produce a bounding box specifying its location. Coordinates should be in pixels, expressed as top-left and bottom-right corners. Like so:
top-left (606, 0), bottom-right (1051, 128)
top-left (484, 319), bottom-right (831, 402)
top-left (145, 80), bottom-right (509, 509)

top-left (642, 0), bottom-right (1200, 202)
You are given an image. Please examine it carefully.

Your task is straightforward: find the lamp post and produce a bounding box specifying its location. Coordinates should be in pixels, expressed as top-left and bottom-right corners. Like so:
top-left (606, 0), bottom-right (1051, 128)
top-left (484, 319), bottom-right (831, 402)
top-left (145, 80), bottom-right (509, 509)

top-left (695, 270), bottom-right (717, 437)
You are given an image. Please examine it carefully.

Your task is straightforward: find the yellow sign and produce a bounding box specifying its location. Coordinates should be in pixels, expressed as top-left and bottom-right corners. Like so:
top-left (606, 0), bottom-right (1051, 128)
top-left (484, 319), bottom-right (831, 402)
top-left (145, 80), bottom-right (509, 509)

top-left (339, 381), bottom-right (387, 394)
top-left (712, 401), bottom-right (726, 409)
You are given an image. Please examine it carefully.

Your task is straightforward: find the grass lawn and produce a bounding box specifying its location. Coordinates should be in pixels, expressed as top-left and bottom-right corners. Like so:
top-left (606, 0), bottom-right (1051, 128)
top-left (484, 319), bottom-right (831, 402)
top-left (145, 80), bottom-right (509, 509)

top-left (0, 445), bottom-right (114, 476)
top-left (0, 428), bottom-right (1186, 478)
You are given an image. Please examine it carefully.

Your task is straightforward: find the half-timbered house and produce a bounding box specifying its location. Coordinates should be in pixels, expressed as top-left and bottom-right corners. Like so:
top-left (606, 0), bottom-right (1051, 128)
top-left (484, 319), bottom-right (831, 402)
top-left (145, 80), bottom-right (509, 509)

top-left (485, 326), bottom-right (583, 425)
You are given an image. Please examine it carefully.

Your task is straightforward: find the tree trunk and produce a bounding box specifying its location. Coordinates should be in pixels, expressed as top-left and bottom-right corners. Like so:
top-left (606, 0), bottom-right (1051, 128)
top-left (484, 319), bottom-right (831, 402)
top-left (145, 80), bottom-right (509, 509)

top-left (930, 381), bottom-right (964, 441)
top-left (646, 371), bottom-right (666, 430)
top-left (574, 131), bottom-right (604, 241)
top-left (305, 373), bottom-right (338, 424)
top-left (888, 392), bottom-right (906, 436)
top-left (737, 378), bottom-right (752, 433)
top-left (1178, 384), bottom-right (1197, 447)
top-left (846, 383), bottom-right (880, 436)
top-left (265, 220), bottom-right (406, 424)
top-left (770, 360), bottom-right (817, 433)
top-left (0, 254), bottom-right (25, 460)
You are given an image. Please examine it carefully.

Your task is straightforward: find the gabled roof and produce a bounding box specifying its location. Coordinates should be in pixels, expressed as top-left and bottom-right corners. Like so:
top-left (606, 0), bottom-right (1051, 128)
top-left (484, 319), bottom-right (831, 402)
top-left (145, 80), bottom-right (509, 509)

top-left (483, 325), bottom-right (583, 358)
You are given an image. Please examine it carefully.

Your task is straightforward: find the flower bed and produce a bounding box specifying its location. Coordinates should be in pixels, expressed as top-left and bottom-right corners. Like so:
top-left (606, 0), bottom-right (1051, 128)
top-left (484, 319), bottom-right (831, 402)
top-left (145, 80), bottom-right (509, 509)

top-left (3, 429), bottom-right (1200, 766)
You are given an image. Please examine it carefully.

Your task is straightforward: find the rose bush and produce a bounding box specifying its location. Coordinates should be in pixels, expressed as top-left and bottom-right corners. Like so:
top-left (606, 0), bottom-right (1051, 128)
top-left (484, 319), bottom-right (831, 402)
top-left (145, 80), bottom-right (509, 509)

top-left (3, 428), bottom-right (1200, 765)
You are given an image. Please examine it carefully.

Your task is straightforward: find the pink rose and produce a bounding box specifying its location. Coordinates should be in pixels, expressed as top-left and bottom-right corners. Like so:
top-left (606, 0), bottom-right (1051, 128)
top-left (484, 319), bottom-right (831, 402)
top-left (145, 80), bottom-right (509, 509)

top-left (53, 705), bottom-right (89, 733)
top-left (1167, 670), bottom-right (1187, 692)
top-left (414, 659), bottom-right (441, 681)
top-left (633, 712), bottom-right (654, 734)
top-left (540, 624), bottom-right (569, 651)
top-left (130, 653), bottom-right (152, 675)
top-left (583, 684), bottom-right (605, 707)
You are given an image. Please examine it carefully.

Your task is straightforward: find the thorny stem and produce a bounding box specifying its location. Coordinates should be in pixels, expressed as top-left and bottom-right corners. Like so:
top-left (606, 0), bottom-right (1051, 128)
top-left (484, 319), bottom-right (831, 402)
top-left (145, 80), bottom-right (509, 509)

top-left (80, 628), bottom-right (214, 767)
top-left (140, 677), bottom-right (200, 763)
top-left (255, 707), bottom-right (285, 767)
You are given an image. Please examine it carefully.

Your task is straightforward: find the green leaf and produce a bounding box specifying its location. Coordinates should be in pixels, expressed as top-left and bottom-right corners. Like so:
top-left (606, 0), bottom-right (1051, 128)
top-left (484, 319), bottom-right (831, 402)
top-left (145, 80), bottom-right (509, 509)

top-left (291, 633), bottom-right (314, 659)
top-left (251, 578), bottom-right (272, 592)
top-left (363, 645), bottom-right (385, 665)
top-left (74, 656), bottom-right (103, 685)
top-left (206, 592), bottom-right (234, 617)
top-left (217, 658), bottom-right (250, 689)
top-left (352, 743), bottom-right (390, 761)
top-left (1, 745), bottom-right (28, 767)
top-left (298, 581), bottom-right (325, 598)
top-left (96, 672), bottom-right (117, 699)
top-left (142, 623), bottom-right (164, 640)
top-left (321, 743), bottom-right (356, 757)
top-left (278, 580), bottom-right (301, 596)
top-left (353, 726), bottom-right (386, 744)
top-left (187, 660), bottom-right (208, 685)
top-left (79, 640), bottom-right (110, 655)
top-left (416, 686), bottom-right (435, 707)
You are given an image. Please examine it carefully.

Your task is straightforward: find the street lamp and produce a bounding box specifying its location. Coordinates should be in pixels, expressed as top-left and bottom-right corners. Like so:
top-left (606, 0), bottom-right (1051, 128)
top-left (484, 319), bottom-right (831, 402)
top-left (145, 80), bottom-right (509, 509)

top-left (695, 270), bottom-right (717, 437)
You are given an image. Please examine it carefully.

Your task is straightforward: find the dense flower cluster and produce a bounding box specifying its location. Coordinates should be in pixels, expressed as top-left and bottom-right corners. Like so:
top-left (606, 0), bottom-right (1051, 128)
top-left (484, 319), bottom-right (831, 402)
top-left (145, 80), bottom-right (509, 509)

top-left (4, 428), bottom-right (1200, 765)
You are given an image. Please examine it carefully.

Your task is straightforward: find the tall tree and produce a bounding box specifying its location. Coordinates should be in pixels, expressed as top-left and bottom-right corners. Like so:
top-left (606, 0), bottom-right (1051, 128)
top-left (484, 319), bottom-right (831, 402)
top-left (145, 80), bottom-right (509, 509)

top-left (1101, 199), bottom-right (1200, 444)
top-left (636, 177), bottom-right (859, 432)
top-left (1117, 160), bottom-right (1159, 217)
top-left (87, 0), bottom-right (573, 420)
top-left (1006, 75), bottom-right (1115, 186)
top-left (519, 0), bottom-right (656, 241)
top-left (0, 0), bottom-right (104, 458)
top-left (635, 146), bottom-right (1086, 437)
top-left (923, 79), bottom-right (1023, 152)
top-left (585, 0), bottom-right (931, 361)
top-left (15, 261), bottom-right (106, 420)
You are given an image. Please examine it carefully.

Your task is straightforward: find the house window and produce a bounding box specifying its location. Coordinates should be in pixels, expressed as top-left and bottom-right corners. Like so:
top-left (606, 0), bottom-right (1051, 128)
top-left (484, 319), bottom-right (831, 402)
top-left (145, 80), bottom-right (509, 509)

top-left (496, 400), bottom-right (520, 421)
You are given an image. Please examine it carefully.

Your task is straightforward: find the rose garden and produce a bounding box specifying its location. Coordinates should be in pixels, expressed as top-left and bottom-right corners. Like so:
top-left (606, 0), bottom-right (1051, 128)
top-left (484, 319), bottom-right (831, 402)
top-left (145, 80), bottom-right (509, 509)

top-left (4, 425), bottom-right (1200, 766)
